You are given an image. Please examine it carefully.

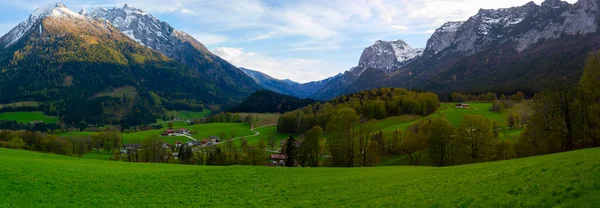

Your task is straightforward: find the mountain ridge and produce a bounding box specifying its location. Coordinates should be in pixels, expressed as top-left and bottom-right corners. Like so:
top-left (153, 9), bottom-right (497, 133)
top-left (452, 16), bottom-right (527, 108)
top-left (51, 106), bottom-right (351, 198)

top-left (87, 4), bottom-right (260, 101)
top-left (240, 67), bottom-right (337, 98)
top-left (306, 0), bottom-right (600, 100)
top-left (0, 3), bottom-right (236, 126)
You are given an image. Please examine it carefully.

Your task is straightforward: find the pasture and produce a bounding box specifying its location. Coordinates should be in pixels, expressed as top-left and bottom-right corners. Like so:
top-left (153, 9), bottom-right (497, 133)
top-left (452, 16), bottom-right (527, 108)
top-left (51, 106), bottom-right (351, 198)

top-left (374, 102), bottom-right (528, 138)
top-left (0, 112), bottom-right (58, 123)
top-left (57, 123), bottom-right (257, 145)
top-left (0, 147), bottom-right (598, 207)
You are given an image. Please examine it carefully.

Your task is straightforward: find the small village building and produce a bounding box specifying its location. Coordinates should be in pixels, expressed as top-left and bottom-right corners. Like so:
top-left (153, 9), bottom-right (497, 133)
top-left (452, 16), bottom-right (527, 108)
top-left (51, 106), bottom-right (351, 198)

top-left (122, 144), bottom-right (142, 154)
top-left (175, 141), bottom-right (183, 148)
top-left (270, 154), bottom-right (287, 166)
top-left (186, 140), bottom-right (200, 146)
top-left (176, 128), bottom-right (191, 135)
top-left (455, 103), bottom-right (471, 109)
top-left (209, 136), bottom-right (220, 143)
top-left (162, 129), bottom-right (175, 136)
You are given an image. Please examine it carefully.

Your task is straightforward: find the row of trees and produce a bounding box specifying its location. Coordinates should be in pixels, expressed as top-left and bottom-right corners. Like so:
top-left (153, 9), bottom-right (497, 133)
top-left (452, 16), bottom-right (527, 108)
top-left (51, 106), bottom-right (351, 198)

top-left (452, 92), bottom-right (525, 103)
top-left (123, 135), bottom-right (269, 165)
top-left (278, 88), bottom-right (440, 135)
top-left (0, 130), bottom-right (121, 157)
top-left (518, 52), bottom-right (600, 155)
top-left (320, 106), bottom-right (507, 167)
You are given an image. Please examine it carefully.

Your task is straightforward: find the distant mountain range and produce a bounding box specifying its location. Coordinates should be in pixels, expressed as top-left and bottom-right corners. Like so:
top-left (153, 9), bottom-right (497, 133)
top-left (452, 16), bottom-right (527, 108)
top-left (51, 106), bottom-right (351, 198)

top-left (1, 0), bottom-right (599, 126)
top-left (239, 67), bottom-right (339, 98)
top-left (251, 0), bottom-right (600, 100)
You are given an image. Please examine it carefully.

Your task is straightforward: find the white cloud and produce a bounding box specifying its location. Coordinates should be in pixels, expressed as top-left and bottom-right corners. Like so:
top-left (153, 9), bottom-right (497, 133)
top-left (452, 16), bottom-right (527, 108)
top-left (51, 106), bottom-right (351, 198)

top-left (211, 47), bottom-right (336, 83)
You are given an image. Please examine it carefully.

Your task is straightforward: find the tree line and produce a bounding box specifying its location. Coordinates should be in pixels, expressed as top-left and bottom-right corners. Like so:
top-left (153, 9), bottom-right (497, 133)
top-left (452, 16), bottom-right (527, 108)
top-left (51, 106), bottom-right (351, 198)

top-left (517, 52), bottom-right (600, 155)
top-left (452, 92), bottom-right (525, 103)
top-left (277, 88), bottom-right (440, 135)
top-left (0, 130), bottom-right (122, 158)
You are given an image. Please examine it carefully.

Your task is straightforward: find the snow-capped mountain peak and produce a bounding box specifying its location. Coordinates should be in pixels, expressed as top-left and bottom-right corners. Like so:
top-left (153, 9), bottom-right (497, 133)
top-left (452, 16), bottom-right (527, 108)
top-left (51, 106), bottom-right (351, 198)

top-left (89, 4), bottom-right (196, 52)
top-left (79, 8), bottom-right (87, 16)
top-left (389, 40), bottom-right (424, 63)
top-left (0, 2), bottom-right (87, 48)
top-left (355, 39), bottom-right (423, 75)
top-left (32, 3), bottom-right (85, 20)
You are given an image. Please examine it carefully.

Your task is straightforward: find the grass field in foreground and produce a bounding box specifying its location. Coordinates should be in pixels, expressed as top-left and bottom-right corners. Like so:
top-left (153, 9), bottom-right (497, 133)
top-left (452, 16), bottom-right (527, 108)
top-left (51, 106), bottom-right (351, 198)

top-left (0, 148), bottom-right (598, 207)
top-left (0, 111), bottom-right (58, 123)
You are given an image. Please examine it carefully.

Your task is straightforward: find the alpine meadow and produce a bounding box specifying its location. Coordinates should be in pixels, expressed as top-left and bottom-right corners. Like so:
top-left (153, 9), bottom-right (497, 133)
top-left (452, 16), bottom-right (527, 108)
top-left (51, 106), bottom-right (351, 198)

top-left (0, 1), bottom-right (599, 207)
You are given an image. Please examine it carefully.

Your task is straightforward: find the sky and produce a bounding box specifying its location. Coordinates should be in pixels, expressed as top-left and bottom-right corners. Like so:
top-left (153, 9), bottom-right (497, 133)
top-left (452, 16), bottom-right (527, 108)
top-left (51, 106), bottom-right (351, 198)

top-left (0, 0), bottom-right (578, 83)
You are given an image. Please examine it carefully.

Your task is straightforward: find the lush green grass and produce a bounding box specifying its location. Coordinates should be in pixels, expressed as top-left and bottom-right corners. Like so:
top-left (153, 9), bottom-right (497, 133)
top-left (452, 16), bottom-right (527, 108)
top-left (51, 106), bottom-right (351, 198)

top-left (240, 113), bottom-right (280, 127)
top-left (0, 112), bottom-right (58, 123)
top-left (167, 109), bottom-right (211, 119)
top-left (58, 123), bottom-right (256, 145)
top-left (1, 147), bottom-right (598, 207)
top-left (237, 126), bottom-right (289, 148)
top-left (377, 102), bottom-right (529, 136)
top-left (82, 151), bottom-right (112, 160)
top-left (437, 103), bottom-right (507, 127)
top-left (499, 128), bottom-right (525, 141)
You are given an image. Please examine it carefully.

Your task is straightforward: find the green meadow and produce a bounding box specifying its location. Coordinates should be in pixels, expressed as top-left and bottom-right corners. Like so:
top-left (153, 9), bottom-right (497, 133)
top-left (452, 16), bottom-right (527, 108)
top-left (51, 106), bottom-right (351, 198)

top-left (0, 147), bottom-right (598, 207)
top-left (373, 102), bottom-right (527, 139)
top-left (58, 123), bottom-right (258, 144)
top-left (0, 111), bottom-right (58, 123)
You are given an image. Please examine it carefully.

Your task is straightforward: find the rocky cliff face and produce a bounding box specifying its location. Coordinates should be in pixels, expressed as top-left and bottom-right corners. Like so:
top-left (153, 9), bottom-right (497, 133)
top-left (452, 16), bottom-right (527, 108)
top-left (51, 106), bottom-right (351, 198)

top-left (314, 0), bottom-right (600, 100)
top-left (356, 40), bottom-right (423, 74)
top-left (310, 39), bottom-right (422, 100)
top-left (425, 0), bottom-right (598, 56)
top-left (89, 5), bottom-right (260, 100)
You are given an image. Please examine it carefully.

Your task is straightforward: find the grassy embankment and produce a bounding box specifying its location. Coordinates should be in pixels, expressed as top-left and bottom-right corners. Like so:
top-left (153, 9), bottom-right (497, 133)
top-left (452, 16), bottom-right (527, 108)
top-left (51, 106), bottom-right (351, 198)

top-left (0, 147), bottom-right (597, 207)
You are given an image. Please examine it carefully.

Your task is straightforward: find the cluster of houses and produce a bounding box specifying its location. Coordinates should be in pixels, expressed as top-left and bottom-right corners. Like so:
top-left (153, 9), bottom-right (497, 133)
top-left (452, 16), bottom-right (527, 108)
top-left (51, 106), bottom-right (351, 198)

top-left (161, 128), bottom-right (192, 136)
top-left (120, 133), bottom-right (221, 160)
top-left (29, 120), bottom-right (45, 125)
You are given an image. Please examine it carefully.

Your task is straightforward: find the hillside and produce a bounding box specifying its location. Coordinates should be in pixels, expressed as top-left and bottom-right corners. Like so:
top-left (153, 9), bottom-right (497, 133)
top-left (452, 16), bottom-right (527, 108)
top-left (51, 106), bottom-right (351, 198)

top-left (0, 147), bottom-right (598, 207)
top-left (229, 90), bottom-right (316, 114)
top-left (0, 4), bottom-right (225, 126)
top-left (89, 5), bottom-right (260, 102)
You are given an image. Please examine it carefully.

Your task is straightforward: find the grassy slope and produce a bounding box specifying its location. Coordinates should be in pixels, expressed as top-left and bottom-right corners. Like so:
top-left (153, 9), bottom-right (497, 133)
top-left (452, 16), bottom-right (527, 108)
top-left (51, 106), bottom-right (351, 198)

top-left (0, 148), bottom-right (598, 207)
top-left (377, 102), bottom-right (526, 138)
top-left (0, 112), bottom-right (58, 123)
top-left (57, 123), bottom-right (256, 144)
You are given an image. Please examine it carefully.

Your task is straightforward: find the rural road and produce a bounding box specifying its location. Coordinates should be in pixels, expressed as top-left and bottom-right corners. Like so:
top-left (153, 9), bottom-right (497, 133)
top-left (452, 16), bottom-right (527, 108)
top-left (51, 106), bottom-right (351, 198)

top-left (218, 124), bottom-right (277, 144)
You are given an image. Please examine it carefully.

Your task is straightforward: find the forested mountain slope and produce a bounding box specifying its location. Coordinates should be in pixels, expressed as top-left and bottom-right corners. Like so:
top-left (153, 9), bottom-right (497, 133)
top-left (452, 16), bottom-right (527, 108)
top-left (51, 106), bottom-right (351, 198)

top-left (0, 3), bottom-right (224, 126)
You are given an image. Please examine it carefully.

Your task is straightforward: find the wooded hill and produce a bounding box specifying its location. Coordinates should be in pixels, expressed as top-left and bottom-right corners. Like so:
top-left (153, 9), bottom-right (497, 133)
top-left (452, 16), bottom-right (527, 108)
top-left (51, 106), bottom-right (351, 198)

top-left (277, 88), bottom-right (439, 134)
top-left (228, 90), bottom-right (316, 114)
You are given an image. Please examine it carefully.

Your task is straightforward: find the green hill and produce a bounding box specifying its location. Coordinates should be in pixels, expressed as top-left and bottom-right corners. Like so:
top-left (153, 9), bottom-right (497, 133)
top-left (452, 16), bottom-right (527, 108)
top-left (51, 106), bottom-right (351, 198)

top-left (229, 90), bottom-right (317, 114)
top-left (0, 147), bottom-right (598, 207)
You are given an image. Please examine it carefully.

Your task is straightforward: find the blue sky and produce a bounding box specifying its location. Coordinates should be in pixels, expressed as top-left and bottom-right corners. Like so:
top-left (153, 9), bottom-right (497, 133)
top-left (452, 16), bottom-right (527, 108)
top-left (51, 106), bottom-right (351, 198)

top-left (0, 0), bottom-right (578, 83)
